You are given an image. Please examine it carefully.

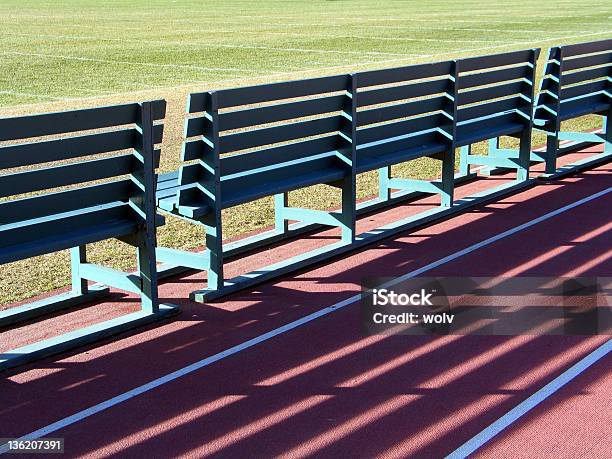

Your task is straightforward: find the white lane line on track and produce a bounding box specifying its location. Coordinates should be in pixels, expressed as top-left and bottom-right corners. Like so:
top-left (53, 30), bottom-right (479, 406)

top-left (446, 339), bottom-right (612, 459)
top-left (1, 186), bottom-right (610, 454)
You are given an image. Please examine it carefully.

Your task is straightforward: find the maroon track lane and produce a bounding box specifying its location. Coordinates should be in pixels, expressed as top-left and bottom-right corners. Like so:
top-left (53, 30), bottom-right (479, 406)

top-left (0, 164), bottom-right (609, 457)
top-left (474, 355), bottom-right (611, 459)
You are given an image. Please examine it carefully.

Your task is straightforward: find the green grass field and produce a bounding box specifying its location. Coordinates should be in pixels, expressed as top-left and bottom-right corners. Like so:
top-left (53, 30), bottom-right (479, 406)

top-left (1, 0), bottom-right (610, 305)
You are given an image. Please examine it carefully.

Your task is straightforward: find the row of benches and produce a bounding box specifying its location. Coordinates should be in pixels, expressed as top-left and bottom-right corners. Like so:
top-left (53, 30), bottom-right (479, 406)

top-left (1, 39), bottom-right (610, 370)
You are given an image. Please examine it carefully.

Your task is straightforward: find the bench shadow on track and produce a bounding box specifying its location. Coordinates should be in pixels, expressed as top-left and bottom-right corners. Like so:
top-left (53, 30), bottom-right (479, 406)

top-left (0, 166), bottom-right (610, 457)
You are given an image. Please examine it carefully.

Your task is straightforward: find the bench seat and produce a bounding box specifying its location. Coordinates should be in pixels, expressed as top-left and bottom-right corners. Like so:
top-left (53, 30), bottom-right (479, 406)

top-left (221, 153), bottom-right (346, 209)
top-left (0, 203), bottom-right (137, 264)
top-left (157, 153), bottom-right (347, 217)
top-left (535, 96), bottom-right (610, 128)
top-left (456, 116), bottom-right (525, 147)
top-left (356, 138), bottom-right (448, 174)
top-left (0, 201), bottom-right (166, 265)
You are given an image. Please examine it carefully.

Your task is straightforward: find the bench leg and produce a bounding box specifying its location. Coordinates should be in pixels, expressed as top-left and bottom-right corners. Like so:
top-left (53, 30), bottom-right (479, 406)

top-left (274, 192), bottom-right (289, 234)
top-left (135, 230), bottom-right (159, 314)
top-left (440, 149), bottom-right (455, 207)
top-left (378, 166), bottom-right (391, 201)
top-left (203, 212), bottom-right (224, 291)
top-left (0, 246), bottom-right (109, 328)
top-left (544, 131), bottom-right (559, 175)
top-left (70, 245), bottom-right (88, 295)
top-left (459, 145), bottom-right (471, 176)
top-left (340, 174), bottom-right (356, 243)
top-left (479, 138), bottom-right (500, 176)
top-left (604, 112), bottom-right (611, 154)
top-left (517, 129), bottom-right (532, 181)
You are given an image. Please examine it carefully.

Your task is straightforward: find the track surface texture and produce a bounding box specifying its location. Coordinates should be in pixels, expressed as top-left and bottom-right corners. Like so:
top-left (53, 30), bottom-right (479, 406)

top-left (0, 152), bottom-right (611, 458)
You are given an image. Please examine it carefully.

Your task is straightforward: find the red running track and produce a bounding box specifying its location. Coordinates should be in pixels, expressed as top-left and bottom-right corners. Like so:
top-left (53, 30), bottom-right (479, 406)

top-left (0, 156), bottom-right (610, 458)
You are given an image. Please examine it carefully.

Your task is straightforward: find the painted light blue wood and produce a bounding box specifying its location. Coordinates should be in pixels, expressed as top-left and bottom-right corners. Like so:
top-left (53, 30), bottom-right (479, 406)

top-left (0, 100), bottom-right (177, 370)
top-left (191, 178), bottom-right (538, 302)
top-left (155, 44), bottom-right (606, 302)
top-left (156, 73), bottom-right (358, 298)
top-left (486, 39), bottom-right (611, 176)
top-left (156, 49), bottom-right (548, 302)
top-left (355, 59), bottom-right (456, 208)
top-left (457, 48), bottom-right (539, 182)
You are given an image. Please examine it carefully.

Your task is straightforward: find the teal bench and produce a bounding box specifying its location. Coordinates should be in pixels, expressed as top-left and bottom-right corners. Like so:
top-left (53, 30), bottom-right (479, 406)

top-left (0, 101), bottom-right (177, 371)
top-left (484, 39), bottom-right (610, 177)
top-left (156, 76), bottom-right (356, 301)
top-left (156, 49), bottom-right (541, 302)
top-left (355, 60), bottom-right (456, 207)
top-left (458, 49), bottom-right (540, 181)
top-left (533, 38), bottom-right (611, 175)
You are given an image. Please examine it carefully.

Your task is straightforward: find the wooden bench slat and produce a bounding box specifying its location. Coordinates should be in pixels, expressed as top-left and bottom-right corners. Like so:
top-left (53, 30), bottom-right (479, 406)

top-left (457, 49), bottom-right (534, 73)
top-left (218, 114), bottom-right (345, 154)
top-left (457, 80), bottom-right (529, 106)
top-left (457, 96), bottom-right (528, 123)
top-left (356, 113), bottom-right (447, 145)
top-left (0, 101), bottom-right (165, 142)
top-left (562, 52), bottom-right (612, 72)
top-left (356, 61), bottom-right (453, 88)
top-left (220, 134), bottom-right (340, 177)
top-left (0, 202), bottom-right (129, 243)
top-left (218, 94), bottom-right (347, 131)
top-left (559, 94), bottom-right (610, 120)
top-left (187, 92), bottom-right (211, 114)
top-left (560, 79), bottom-right (609, 100)
top-left (357, 78), bottom-right (451, 107)
top-left (0, 129), bottom-right (133, 170)
top-left (0, 125), bottom-right (161, 170)
top-left (456, 112), bottom-right (523, 146)
top-left (0, 153), bottom-right (146, 199)
top-left (220, 154), bottom-right (346, 208)
top-left (562, 64), bottom-right (611, 86)
top-left (0, 179), bottom-right (135, 225)
top-left (356, 95), bottom-right (448, 127)
top-left (459, 64), bottom-right (531, 90)
top-left (561, 38), bottom-right (612, 58)
top-left (0, 204), bottom-right (135, 262)
top-left (356, 131), bottom-right (445, 172)
top-left (177, 163), bottom-right (217, 187)
top-left (216, 74), bottom-right (350, 109)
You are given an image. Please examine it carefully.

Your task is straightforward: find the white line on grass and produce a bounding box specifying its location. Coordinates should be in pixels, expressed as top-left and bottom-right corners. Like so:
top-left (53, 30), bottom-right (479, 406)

top-left (139, 16), bottom-right (610, 27)
top-left (0, 32), bottom-right (413, 57)
top-left (446, 339), bottom-right (612, 459)
top-left (15, 21), bottom-right (600, 37)
top-left (0, 50), bottom-right (257, 74)
top-left (1, 30), bottom-right (610, 112)
top-left (0, 90), bottom-right (73, 101)
top-left (0, 186), bottom-right (609, 454)
top-left (1, 28), bottom-right (510, 45)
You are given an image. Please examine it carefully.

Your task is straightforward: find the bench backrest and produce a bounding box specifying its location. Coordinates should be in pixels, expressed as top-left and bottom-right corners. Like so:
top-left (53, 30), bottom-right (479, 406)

top-left (178, 75), bottom-right (353, 208)
top-left (455, 49), bottom-right (539, 144)
top-left (355, 60), bottom-right (454, 166)
top-left (534, 39), bottom-right (611, 128)
top-left (0, 101), bottom-right (166, 250)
